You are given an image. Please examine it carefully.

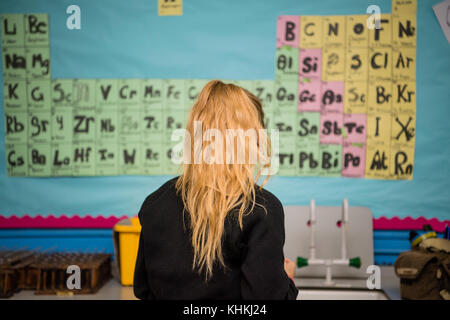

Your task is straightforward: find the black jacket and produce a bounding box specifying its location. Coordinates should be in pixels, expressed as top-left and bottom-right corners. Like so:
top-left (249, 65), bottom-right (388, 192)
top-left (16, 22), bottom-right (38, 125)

top-left (133, 177), bottom-right (299, 300)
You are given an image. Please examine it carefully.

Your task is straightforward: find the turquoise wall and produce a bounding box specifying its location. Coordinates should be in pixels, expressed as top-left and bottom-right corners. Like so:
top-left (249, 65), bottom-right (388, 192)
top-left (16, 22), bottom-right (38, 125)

top-left (0, 0), bottom-right (449, 221)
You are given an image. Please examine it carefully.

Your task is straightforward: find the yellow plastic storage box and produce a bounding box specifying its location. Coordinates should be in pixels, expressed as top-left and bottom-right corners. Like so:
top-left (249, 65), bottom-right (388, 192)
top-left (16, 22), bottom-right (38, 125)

top-left (113, 217), bottom-right (141, 286)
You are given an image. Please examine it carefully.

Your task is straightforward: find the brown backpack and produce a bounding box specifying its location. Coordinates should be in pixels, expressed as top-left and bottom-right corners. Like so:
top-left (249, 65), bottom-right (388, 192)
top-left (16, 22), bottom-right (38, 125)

top-left (395, 242), bottom-right (450, 300)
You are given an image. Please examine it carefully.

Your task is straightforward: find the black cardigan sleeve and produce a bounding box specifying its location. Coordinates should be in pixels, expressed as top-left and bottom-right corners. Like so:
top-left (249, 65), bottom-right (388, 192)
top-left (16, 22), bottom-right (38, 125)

top-left (133, 182), bottom-right (175, 300)
top-left (240, 195), bottom-right (299, 300)
top-left (133, 197), bottom-right (157, 300)
top-left (133, 227), bottom-right (155, 300)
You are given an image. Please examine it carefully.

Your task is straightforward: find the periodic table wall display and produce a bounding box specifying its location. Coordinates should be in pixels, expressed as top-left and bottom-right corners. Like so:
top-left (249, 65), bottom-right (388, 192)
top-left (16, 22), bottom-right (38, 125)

top-left (1, 0), bottom-right (416, 179)
top-left (274, 0), bottom-right (416, 179)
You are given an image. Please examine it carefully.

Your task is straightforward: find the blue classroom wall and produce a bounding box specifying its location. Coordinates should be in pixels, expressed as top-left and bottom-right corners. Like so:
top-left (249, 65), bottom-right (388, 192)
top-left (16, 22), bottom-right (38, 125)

top-left (0, 228), bottom-right (443, 266)
top-left (0, 229), bottom-right (114, 254)
top-left (0, 0), bottom-right (449, 223)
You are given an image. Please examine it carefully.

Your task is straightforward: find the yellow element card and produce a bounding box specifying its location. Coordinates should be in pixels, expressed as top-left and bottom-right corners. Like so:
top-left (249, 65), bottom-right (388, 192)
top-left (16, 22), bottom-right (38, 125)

top-left (345, 80), bottom-right (368, 114)
top-left (322, 46), bottom-right (345, 81)
top-left (392, 14), bottom-right (416, 47)
top-left (158, 0), bottom-right (183, 16)
top-left (391, 113), bottom-right (416, 147)
top-left (323, 16), bottom-right (346, 46)
top-left (368, 80), bottom-right (392, 113)
top-left (368, 47), bottom-right (392, 81)
top-left (365, 144), bottom-right (391, 179)
top-left (366, 112), bottom-right (392, 145)
top-left (346, 15), bottom-right (369, 48)
top-left (345, 47), bottom-right (368, 81)
top-left (393, 47), bottom-right (416, 81)
top-left (392, 81), bottom-right (416, 115)
top-left (300, 16), bottom-right (323, 48)
top-left (389, 145), bottom-right (414, 180)
top-left (392, 0), bottom-right (417, 14)
top-left (368, 14), bottom-right (392, 48)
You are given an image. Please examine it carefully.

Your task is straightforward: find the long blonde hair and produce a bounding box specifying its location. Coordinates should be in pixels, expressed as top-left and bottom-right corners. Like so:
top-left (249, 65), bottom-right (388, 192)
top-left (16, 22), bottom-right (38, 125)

top-left (175, 80), bottom-right (271, 280)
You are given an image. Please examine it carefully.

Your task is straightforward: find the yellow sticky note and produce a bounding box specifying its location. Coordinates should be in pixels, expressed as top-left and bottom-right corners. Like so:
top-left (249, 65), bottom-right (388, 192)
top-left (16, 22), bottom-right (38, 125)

top-left (392, 0), bottom-right (417, 15)
top-left (392, 14), bottom-right (416, 48)
top-left (344, 80), bottom-right (368, 114)
top-left (366, 112), bottom-right (391, 144)
top-left (392, 81), bottom-right (416, 114)
top-left (389, 145), bottom-right (414, 180)
top-left (323, 16), bottom-right (346, 46)
top-left (158, 0), bottom-right (183, 16)
top-left (368, 80), bottom-right (392, 113)
top-left (322, 46), bottom-right (345, 81)
top-left (368, 14), bottom-right (392, 48)
top-left (345, 47), bottom-right (368, 81)
top-left (300, 16), bottom-right (323, 48)
top-left (368, 47), bottom-right (392, 81)
top-left (346, 15), bottom-right (369, 48)
top-left (392, 47), bottom-right (416, 81)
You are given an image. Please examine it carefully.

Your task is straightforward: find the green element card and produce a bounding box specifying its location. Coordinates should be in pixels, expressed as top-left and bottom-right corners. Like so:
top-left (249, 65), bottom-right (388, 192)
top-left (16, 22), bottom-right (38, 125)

top-left (73, 79), bottom-right (96, 108)
top-left (142, 108), bottom-right (164, 142)
top-left (274, 80), bottom-right (298, 111)
top-left (96, 107), bottom-right (118, 141)
top-left (319, 144), bottom-right (342, 177)
top-left (28, 142), bottom-right (51, 176)
top-left (95, 141), bottom-right (118, 176)
top-left (275, 46), bottom-right (299, 82)
top-left (234, 80), bottom-right (255, 93)
top-left (5, 143), bottom-right (28, 176)
top-left (118, 79), bottom-right (141, 106)
top-left (142, 79), bottom-right (164, 107)
top-left (264, 110), bottom-right (274, 130)
top-left (163, 142), bottom-right (183, 175)
top-left (1, 14), bottom-right (25, 47)
top-left (254, 80), bottom-right (275, 109)
top-left (184, 79), bottom-right (208, 107)
top-left (51, 107), bottom-right (73, 142)
top-left (51, 142), bottom-right (72, 176)
top-left (4, 111), bottom-right (27, 143)
top-left (72, 141), bottom-right (96, 176)
top-left (24, 14), bottom-right (49, 47)
top-left (276, 142), bottom-right (297, 176)
top-left (2, 47), bottom-right (27, 79)
top-left (27, 79), bottom-right (51, 109)
top-left (164, 79), bottom-right (185, 110)
top-left (4, 80), bottom-right (27, 110)
top-left (118, 106), bottom-right (141, 143)
top-left (296, 112), bottom-right (320, 146)
top-left (52, 79), bottom-right (73, 107)
top-left (73, 109), bottom-right (96, 142)
top-left (141, 141), bottom-right (163, 175)
top-left (96, 79), bottom-right (118, 106)
top-left (119, 142), bottom-right (142, 175)
top-left (29, 110), bottom-right (51, 143)
top-left (25, 47), bottom-right (50, 79)
top-left (164, 109), bottom-right (187, 142)
top-left (272, 109), bottom-right (296, 140)
top-left (297, 143), bottom-right (320, 176)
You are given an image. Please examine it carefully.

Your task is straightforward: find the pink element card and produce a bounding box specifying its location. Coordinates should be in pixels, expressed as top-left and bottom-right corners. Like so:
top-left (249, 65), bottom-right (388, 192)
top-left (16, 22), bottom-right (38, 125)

top-left (276, 16), bottom-right (300, 48)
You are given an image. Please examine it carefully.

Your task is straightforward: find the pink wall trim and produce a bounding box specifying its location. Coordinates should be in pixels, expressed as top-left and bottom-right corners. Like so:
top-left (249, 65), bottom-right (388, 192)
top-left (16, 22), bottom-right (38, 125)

top-left (0, 215), bottom-right (128, 229)
top-left (0, 215), bottom-right (448, 232)
top-left (372, 216), bottom-right (448, 232)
